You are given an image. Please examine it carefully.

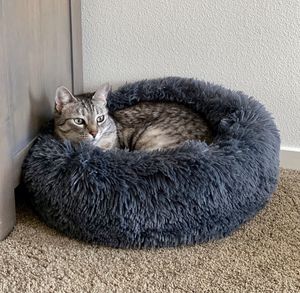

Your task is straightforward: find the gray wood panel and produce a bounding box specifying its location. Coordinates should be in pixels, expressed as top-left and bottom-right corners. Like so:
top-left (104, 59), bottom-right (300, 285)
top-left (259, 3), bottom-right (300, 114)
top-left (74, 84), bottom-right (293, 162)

top-left (0, 0), bottom-right (80, 240)
top-left (2, 0), bottom-right (73, 157)
top-left (0, 1), bottom-right (16, 239)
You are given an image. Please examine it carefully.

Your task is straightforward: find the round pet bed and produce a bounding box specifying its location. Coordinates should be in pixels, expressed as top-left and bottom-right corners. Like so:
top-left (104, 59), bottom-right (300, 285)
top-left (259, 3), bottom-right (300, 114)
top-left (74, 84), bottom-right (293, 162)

top-left (22, 77), bottom-right (280, 248)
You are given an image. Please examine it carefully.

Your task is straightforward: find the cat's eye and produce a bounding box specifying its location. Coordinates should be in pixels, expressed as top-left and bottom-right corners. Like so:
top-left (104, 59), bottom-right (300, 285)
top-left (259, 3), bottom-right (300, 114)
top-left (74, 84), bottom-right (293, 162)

top-left (73, 118), bottom-right (85, 125)
top-left (97, 115), bottom-right (105, 124)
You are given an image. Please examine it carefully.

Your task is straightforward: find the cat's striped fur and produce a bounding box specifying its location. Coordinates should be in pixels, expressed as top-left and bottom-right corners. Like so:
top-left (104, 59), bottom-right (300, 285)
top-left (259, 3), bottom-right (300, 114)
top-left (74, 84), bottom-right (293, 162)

top-left (54, 84), bottom-right (211, 151)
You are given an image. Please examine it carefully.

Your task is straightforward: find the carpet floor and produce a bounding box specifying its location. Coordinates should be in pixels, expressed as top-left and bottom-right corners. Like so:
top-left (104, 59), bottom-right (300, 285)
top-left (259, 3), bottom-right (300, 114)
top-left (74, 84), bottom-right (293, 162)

top-left (1, 169), bottom-right (299, 293)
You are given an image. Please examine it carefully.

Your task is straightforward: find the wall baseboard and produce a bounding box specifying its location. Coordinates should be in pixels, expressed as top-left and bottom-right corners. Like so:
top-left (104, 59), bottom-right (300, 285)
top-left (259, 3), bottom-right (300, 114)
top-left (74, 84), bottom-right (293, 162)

top-left (280, 147), bottom-right (300, 170)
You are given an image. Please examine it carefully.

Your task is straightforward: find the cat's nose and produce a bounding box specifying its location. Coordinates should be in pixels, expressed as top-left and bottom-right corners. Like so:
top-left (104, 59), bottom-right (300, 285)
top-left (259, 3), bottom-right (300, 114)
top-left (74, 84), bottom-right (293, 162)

top-left (89, 131), bottom-right (98, 138)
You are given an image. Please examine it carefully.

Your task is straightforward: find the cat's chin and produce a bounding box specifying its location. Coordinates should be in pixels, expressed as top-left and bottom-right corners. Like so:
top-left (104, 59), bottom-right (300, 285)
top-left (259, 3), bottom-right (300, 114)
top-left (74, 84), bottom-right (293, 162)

top-left (90, 137), bottom-right (101, 145)
top-left (73, 137), bottom-right (99, 145)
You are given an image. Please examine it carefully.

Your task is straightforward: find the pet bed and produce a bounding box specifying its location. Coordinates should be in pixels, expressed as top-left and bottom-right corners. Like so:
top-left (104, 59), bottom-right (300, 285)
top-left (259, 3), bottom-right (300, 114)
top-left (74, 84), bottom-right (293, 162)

top-left (22, 77), bottom-right (280, 248)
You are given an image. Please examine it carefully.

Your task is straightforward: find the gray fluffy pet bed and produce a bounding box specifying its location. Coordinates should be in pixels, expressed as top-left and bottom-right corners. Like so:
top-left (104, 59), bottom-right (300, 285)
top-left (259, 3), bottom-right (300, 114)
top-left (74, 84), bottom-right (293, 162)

top-left (22, 77), bottom-right (280, 248)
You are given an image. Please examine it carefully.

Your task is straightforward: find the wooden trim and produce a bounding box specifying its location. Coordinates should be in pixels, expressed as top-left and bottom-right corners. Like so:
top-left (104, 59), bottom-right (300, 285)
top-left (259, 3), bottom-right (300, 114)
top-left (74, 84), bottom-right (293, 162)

top-left (70, 0), bottom-right (83, 95)
top-left (280, 147), bottom-right (300, 170)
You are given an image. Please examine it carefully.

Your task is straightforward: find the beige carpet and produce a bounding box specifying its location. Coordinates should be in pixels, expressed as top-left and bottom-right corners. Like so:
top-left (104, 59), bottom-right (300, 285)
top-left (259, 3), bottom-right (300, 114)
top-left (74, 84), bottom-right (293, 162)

top-left (1, 169), bottom-right (299, 293)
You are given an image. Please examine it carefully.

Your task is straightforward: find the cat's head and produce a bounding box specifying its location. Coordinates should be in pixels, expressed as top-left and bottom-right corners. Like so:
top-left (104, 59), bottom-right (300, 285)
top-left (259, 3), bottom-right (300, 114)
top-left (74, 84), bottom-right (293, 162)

top-left (54, 83), bottom-right (113, 144)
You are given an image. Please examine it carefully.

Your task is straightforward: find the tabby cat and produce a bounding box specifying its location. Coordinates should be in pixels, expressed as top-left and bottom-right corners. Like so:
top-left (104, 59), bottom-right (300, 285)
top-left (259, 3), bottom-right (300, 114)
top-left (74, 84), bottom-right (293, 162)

top-left (54, 83), bottom-right (211, 151)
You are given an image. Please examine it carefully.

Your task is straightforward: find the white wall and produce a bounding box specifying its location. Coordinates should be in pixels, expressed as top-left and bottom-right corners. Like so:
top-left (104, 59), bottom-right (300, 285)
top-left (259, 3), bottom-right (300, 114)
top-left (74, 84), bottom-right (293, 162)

top-left (81, 0), bottom-right (300, 150)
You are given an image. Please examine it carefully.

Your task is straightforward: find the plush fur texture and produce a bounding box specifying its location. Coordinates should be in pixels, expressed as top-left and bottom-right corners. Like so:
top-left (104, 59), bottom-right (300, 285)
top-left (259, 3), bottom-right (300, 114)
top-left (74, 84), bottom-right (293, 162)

top-left (22, 77), bottom-right (280, 248)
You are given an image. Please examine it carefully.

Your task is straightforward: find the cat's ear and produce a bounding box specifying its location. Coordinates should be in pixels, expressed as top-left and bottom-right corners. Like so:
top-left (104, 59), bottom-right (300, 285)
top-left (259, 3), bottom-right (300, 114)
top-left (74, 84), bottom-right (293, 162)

top-left (55, 86), bottom-right (76, 112)
top-left (92, 83), bottom-right (111, 105)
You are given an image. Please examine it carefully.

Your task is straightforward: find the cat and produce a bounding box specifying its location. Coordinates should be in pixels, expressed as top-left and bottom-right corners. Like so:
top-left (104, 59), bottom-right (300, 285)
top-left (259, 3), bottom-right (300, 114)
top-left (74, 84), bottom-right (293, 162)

top-left (54, 83), bottom-right (212, 151)
top-left (54, 84), bottom-right (118, 149)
